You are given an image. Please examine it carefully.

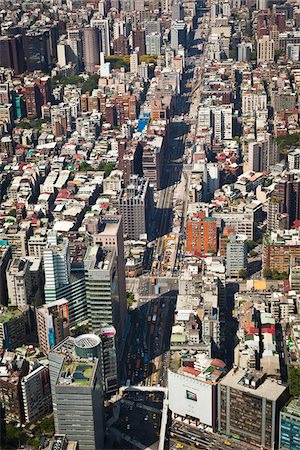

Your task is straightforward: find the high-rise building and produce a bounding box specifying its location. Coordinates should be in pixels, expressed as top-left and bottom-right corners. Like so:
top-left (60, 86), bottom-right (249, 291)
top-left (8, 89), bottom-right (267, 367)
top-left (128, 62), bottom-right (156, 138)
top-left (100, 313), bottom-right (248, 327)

top-left (171, 21), bottom-right (187, 52)
top-left (92, 215), bottom-right (127, 334)
top-left (48, 335), bottom-right (105, 450)
top-left (0, 306), bottom-right (33, 350)
top-left (118, 176), bottom-right (153, 240)
top-left (213, 105), bottom-right (232, 141)
top-left (280, 398), bottom-right (300, 450)
top-left (248, 133), bottom-right (277, 172)
top-left (83, 27), bottom-right (100, 73)
top-left (36, 298), bottom-right (70, 355)
top-left (0, 35), bottom-right (25, 75)
top-left (20, 365), bottom-right (52, 423)
top-left (145, 33), bottom-right (162, 55)
top-left (84, 246), bottom-right (121, 335)
top-left (218, 369), bottom-right (289, 449)
top-left (98, 325), bottom-right (118, 395)
top-left (257, 35), bottom-right (274, 64)
top-left (24, 31), bottom-right (50, 72)
top-left (43, 234), bottom-right (87, 326)
top-left (90, 18), bottom-right (111, 56)
top-left (133, 29), bottom-right (146, 55)
top-left (130, 49), bottom-right (140, 74)
top-left (44, 235), bottom-right (70, 303)
top-left (226, 232), bottom-right (247, 277)
top-left (172, 0), bottom-right (184, 20)
top-left (6, 258), bottom-right (32, 307)
top-left (186, 212), bottom-right (217, 257)
top-left (0, 244), bottom-right (12, 306)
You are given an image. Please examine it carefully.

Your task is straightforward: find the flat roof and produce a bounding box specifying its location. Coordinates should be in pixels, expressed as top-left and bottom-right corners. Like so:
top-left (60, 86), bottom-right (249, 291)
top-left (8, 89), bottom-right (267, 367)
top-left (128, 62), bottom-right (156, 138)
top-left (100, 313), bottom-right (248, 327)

top-left (220, 368), bottom-right (287, 401)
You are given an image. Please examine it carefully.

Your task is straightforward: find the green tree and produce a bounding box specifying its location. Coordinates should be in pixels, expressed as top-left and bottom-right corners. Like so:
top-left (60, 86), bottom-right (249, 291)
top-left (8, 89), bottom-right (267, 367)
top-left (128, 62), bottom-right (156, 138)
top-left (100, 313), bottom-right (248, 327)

top-left (239, 269), bottom-right (248, 279)
top-left (127, 292), bottom-right (135, 308)
top-left (79, 161), bottom-right (92, 172)
top-left (288, 366), bottom-right (300, 397)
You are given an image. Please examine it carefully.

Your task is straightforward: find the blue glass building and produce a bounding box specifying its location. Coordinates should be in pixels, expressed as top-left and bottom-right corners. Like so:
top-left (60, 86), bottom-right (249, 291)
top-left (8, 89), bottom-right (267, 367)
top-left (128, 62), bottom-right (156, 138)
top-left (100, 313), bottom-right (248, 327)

top-left (280, 398), bottom-right (300, 449)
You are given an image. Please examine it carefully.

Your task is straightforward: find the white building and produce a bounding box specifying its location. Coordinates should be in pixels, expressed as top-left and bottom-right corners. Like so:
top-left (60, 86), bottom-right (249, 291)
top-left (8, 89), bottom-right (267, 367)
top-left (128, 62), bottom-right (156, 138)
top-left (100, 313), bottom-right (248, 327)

top-left (21, 365), bottom-right (52, 423)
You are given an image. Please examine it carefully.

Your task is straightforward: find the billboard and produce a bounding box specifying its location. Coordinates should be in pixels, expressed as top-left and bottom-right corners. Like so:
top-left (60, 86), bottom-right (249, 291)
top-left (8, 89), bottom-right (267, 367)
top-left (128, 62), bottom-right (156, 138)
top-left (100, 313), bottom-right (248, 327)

top-left (168, 370), bottom-right (214, 427)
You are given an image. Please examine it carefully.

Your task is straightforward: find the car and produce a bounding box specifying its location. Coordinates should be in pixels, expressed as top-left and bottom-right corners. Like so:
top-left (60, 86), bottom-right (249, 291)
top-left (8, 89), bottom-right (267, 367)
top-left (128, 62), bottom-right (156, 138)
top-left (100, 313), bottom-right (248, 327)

top-left (127, 424), bottom-right (131, 430)
top-left (176, 444), bottom-right (184, 449)
top-left (224, 442), bottom-right (232, 446)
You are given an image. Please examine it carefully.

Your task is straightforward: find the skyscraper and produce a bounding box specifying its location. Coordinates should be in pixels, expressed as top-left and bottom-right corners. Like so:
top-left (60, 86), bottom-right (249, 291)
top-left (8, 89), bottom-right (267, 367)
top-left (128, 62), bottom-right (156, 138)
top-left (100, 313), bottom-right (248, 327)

top-left (43, 233), bottom-right (87, 326)
top-left (48, 334), bottom-right (105, 450)
top-left (90, 17), bottom-right (111, 56)
top-left (118, 176), bottom-right (153, 240)
top-left (84, 246), bottom-right (121, 334)
top-left (83, 27), bottom-right (100, 73)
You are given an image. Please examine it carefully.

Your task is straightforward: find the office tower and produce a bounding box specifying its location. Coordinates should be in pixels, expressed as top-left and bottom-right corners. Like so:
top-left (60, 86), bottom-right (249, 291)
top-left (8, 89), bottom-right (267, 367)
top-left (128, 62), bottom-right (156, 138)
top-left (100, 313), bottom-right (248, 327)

top-left (0, 35), bottom-right (25, 75)
top-left (36, 299), bottom-right (70, 355)
top-left (186, 212), bottom-right (217, 257)
top-left (172, 0), bottom-right (184, 20)
top-left (83, 27), bottom-right (100, 73)
top-left (91, 18), bottom-right (111, 56)
top-left (213, 105), bottom-right (233, 140)
top-left (92, 215), bottom-right (127, 335)
top-left (133, 29), bottom-right (146, 55)
top-left (257, 35), bottom-right (274, 64)
top-left (98, 325), bottom-right (118, 395)
top-left (171, 21), bottom-right (187, 52)
top-left (218, 369), bottom-right (289, 449)
top-left (84, 246), bottom-right (121, 335)
top-left (130, 49), bottom-right (140, 74)
top-left (6, 258), bottom-right (32, 307)
top-left (24, 31), bottom-right (50, 72)
top-left (67, 29), bottom-right (83, 71)
top-left (43, 234), bottom-right (87, 326)
top-left (145, 33), bottom-right (162, 55)
top-left (280, 398), bottom-right (300, 449)
top-left (48, 335), bottom-right (105, 450)
top-left (118, 176), bottom-right (153, 240)
top-left (0, 244), bottom-right (12, 306)
top-left (21, 365), bottom-right (52, 423)
top-left (44, 235), bottom-right (70, 303)
top-left (226, 233), bottom-right (247, 277)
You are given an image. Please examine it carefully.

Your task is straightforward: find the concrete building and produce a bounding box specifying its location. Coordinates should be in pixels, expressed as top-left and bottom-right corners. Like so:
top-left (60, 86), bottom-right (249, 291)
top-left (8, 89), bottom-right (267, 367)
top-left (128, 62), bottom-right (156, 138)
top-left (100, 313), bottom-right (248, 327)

top-left (0, 306), bottom-right (33, 350)
top-left (84, 246), bottom-right (121, 335)
top-left (226, 233), bottom-right (247, 277)
top-left (90, 18), bottom-right (110, 56)
top-left (168, 357), bottom-right (226, 430)
top-left (36, 299), bottom-right (70, 355)
top-left (145, 33), bottom-right (162, 55)
top-left (257, 35), bottom-right (274, 64)
top-left (248, 133), bottom-right (277, 172)
top-left (6, 257), bottom-right (32, 307)
top-left (213, 105), bottom-right (232, 140)
top-left (186, 212), bottom-right (217, 257)
top-left (218, 369), bottom-right (289, 449)
top-left (21, 365), bottom-right (52, 423)
top-left (83, 27), bottom-right (100, 73)
top-left (92, 215), bottom-right (127, 334)
top-left (118, 176), bottom-right (153, 240)
top-left (44, 235), bottom-right (70, 303)
top-left (280, 398), bottom-right (300, 449)
top-left (48, 335), bottom-right (104, 450)
top-left (130, 49), bottom-right (139, 74)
